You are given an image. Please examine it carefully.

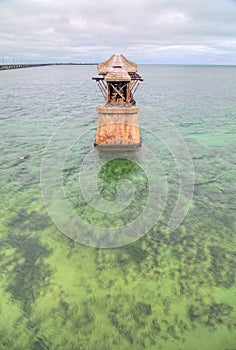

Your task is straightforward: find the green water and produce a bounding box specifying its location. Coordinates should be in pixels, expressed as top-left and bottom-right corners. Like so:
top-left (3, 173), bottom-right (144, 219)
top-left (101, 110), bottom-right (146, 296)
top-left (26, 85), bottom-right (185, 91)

top-left (0, 65), bottom-right (236, 349)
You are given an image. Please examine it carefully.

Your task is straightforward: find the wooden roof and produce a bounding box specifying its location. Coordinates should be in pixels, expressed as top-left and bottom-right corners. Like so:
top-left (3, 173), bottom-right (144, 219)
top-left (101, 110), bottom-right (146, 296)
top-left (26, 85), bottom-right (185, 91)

top-left (97, 54), bottom-right (137, 74)
top-left (105, 67), bottom-right (131, 82)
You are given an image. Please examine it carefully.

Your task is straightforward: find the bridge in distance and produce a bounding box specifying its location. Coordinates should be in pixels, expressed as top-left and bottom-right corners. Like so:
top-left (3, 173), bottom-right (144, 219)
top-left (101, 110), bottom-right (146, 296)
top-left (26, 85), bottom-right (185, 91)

top-left (0, 63), bottom-right (97, 71)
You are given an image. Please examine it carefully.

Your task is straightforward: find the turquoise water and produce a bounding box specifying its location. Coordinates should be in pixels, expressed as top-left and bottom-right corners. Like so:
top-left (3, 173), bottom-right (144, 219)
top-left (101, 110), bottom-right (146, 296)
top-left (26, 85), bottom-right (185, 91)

top-left (0, 64), bottom-right (235, 349)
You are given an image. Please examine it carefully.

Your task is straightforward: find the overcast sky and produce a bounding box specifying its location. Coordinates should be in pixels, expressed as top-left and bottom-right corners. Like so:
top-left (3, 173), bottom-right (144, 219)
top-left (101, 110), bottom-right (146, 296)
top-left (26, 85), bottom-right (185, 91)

top-left (0, 0), bottom-right (236, 64)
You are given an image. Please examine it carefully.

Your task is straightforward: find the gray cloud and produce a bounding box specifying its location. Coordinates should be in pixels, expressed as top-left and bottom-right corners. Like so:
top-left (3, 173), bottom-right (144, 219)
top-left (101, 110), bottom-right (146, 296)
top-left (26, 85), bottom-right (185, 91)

top-left (0, 0), bottom-right (236, 64)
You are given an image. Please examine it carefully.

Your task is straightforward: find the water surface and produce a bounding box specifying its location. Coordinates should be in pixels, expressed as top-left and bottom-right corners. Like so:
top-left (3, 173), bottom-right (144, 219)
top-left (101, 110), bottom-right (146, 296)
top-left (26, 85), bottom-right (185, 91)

top-left (0, 64), bottom-right (235, 349)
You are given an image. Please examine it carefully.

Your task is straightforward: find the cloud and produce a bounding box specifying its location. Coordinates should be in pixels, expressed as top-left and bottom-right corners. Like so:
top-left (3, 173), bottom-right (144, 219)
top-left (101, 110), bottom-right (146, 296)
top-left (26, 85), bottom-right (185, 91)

top-left (0, 0), bottom-right (236, 64)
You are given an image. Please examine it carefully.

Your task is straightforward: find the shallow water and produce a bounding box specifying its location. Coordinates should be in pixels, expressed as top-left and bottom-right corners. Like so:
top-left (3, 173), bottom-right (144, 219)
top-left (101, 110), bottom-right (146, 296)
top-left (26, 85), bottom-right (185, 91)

top-left (0, 64), bottom-right (236, 349)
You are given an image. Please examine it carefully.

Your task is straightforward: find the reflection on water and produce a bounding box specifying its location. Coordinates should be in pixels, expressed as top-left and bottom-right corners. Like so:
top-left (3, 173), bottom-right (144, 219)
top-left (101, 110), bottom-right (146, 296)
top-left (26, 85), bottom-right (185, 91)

top-left (0, 65), bottom-right (235, 349)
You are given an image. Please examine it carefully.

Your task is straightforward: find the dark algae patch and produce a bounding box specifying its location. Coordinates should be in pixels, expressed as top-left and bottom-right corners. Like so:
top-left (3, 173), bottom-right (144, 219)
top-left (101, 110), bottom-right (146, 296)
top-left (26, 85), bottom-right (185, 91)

top-left (188, 302), bottom-right (234, 328)
top-left (7, 208), bottom-right (50, 232)
top-left (208, 245), bottom-right (236, 288)
top-left (121, 242), bottom-right (149, 264)
top-left (1, 232), bottom-right (52, 313)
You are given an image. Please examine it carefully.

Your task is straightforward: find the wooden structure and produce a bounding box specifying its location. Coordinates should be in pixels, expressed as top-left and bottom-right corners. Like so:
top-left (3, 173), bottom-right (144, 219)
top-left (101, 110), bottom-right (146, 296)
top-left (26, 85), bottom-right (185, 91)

top-left (93, 54), bottom-right (143, 148)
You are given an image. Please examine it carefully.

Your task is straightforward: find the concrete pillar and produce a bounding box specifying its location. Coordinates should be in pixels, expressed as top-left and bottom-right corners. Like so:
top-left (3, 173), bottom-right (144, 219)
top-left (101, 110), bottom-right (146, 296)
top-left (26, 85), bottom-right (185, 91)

top-left (95, 105), bottom-right (141, 148)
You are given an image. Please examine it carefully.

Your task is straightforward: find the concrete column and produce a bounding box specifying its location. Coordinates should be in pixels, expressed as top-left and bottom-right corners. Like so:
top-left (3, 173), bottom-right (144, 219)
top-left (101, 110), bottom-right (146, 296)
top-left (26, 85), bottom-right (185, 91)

top-left (95, 105), bottom-right (141, 148)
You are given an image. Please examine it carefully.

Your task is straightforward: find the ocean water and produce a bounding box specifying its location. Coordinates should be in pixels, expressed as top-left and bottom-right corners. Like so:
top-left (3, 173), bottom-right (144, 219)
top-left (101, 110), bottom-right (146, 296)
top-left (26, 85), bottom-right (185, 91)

top-left (0, 64), bottom-right (235, 349)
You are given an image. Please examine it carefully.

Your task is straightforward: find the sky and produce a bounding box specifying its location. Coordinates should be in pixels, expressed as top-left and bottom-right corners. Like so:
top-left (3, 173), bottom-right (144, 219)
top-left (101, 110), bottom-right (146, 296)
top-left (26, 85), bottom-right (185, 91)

top-left (0, 0), bottom-right (236, 64)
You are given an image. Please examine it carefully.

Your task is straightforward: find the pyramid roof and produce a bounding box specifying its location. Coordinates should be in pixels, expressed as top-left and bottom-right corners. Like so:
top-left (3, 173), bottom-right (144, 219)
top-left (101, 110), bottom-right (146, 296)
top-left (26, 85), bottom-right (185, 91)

top-left (97, 54), bottom-right (137, 74)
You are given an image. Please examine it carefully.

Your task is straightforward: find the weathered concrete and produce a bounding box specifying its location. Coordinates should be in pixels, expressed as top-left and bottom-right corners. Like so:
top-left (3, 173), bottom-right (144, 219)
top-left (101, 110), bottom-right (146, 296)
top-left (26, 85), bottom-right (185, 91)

top-left (95, 105), bottom-right (141, 147)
